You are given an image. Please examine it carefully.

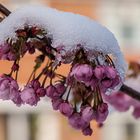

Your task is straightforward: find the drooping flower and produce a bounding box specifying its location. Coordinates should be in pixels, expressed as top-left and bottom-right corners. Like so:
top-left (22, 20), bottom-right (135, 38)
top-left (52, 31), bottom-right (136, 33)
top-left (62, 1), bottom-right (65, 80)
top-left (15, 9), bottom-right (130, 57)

top-left (0, 75), bottom-right (19, 100)
top-left (70, 64), bottom-right (93, 83)
top-left (59, 102), bottom-right (73, 117)
top-left (52, 98), bottom-right (64, 110)
top-left (103, 91), bottom-right (140, 119)
top-left (82, 125), bottom-right (93, 136)
top-left (94, 66), bottom-right (120, 93)
top-left (36, 87), bottom-right (46, 97)
top-left (30, 79), bottom-right (41, 91)
top-left (96, 103), bottom-right (109, 123)
top-left (82, 106), bottom-right (96, 122)
top-left (10, 89), bottom-right (22, 106)
top-left (55, 83), bottom-right (66, 95)
top-left (20, 87), bottom-right (39, 106)
top-left (46, 85), bottom-right (59, 99)
top-left (0, 43), bottom-right (10, 60)
top-left (94, 66), bottom-right (105, 79)
top-left (103, 92), bottom-right (130, 112)
top-left (46, 83), bottom-right (66, 99)
top-left (69, 113), bottom-right (89, 130)
top-left (132, 107), bottom-right (140, 119)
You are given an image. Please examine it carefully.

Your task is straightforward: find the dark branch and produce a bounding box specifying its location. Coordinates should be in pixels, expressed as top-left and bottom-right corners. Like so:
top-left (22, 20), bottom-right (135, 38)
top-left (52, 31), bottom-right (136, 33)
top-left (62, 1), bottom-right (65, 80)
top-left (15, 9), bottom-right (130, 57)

top-left (120, 84), bottom-right (140, 101)
top-left (0, 3), bottom-right (11, 16)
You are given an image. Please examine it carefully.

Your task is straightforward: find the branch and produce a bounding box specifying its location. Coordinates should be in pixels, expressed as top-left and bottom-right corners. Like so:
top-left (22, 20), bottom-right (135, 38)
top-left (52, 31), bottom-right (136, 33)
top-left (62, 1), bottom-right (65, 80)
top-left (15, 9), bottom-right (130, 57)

top-left (0, 3), bottom-right (11, 16)
top-left (120, 84), bottom-right (140, 101)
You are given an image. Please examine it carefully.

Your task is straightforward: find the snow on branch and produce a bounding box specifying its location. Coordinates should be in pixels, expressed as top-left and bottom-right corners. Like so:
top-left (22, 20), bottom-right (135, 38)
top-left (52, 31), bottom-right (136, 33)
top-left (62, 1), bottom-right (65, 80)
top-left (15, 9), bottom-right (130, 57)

top-left (0, 5), bottom-right (127, 80)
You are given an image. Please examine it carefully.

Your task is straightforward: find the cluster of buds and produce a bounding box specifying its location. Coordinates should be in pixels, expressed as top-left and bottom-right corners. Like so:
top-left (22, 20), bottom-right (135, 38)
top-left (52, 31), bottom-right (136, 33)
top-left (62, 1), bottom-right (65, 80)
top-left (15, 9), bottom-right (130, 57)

top-left (45, 48), bottom-right (121, 135)
top-left (0, 26), bottom-right (122, 136)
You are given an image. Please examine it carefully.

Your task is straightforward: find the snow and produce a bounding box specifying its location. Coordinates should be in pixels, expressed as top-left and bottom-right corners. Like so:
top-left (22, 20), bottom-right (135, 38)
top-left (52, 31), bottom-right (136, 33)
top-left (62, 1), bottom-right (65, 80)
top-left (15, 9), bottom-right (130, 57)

top-left (0, 5), bottom-right (127, 80)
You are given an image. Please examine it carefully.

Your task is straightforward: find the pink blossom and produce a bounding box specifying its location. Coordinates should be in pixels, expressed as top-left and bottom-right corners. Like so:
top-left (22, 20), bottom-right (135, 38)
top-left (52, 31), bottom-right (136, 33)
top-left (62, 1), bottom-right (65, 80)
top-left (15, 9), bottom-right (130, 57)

top-left (54, 83), bottom-right (66, 95)
top-left (20, 87), bottom-right (39, 106)
top-left (96, 103), bottom-right (109, 123)
top-left (69, 113), bottom-right (89, 129)
top-left (94, 66), bottom-right (105, 79)
top-left (0, 75), bottom-right (19, 100)
top-left (46, 85), bottom-right (57, 98)
top-left (103, 91), bottom-right (140, 119)
top-left (30, 79), bottom-right (41, 91)
top-left (0, 43), bottom-right (10, 60)
top-left (94, 66), bottom-right (120, 92)
top-left (132, 107), bottom-right (140, 119)
top-left (70, 64), bottom-right (93, 83)
top-left (103, 92), bottom-right (130, 112)
top-left (36, 87), bottom-right (46, 97)
top-left (82, 126), bottom-right (93, 136)
top-left (105, 66), bottom-right (117, 79)
top-left (7, 51), bottom-right (17, 61)
top-left (10, 89), bottom-right (22, 106)
top-left (52, 98), bottom-right (64, 110)
top-left (59, 102), bottom-right (73, 117)
top-left (46, 84), bottom-right (65, 99)
top-left (82, 106), bottom-right (96, 122)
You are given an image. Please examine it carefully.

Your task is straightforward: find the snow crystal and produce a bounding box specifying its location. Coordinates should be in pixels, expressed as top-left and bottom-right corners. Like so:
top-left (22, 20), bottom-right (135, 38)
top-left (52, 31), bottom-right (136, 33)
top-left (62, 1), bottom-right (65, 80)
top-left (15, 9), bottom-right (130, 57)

top-left (0, 5), bottom-right (127, 80)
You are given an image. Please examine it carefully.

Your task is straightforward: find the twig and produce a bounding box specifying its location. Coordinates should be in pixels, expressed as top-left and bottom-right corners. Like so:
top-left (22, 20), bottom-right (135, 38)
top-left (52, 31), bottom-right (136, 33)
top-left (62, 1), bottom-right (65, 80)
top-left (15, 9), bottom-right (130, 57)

top-left (120, 84), bottom-right (140, 101)
top-left (0, 4), bottom-right (11, 16)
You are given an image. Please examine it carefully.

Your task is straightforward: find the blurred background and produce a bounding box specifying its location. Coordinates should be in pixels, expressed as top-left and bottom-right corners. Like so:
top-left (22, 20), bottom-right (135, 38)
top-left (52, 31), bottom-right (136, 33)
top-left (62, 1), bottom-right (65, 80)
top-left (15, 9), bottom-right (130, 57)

top-left (0, 0), bottom-right (140, 140)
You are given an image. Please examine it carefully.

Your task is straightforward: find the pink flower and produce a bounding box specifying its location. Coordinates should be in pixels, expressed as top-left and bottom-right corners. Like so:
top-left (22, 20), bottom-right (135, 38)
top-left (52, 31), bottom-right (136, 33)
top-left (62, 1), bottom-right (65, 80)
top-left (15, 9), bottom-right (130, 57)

top-left (82, 126), bottom-right (93, 136)
top-left (94, 66), bottom-right (105, 79)
top-left (0, 43), bottom-right (10, 60)
top-left (45, 85), bottom-right (59, 99)
top-left (59, 102), bottom-right (73, 117)
top-left (103, 91), bottom-right (140, 119)
top-left (30, 79), bottom-right (41, 91)
top-left (20, 87), bottom-right (39, 106)
top-left (70, 64), bottom-right (93, 83)
top-left (82, 106), bottom-right (96, 122)
top-left (96, 103), bottom-right (109, 123)
top-left (94, 66), bottom-right (120, 93)
top-left (46, 84), bottom-right (65, 99)
top-left (105, 66), bottom-right (117, 79)
top-left (103, 92), bottom-right (130, 112)
top-left (133, 107), bottom-right (140, 119)
top-left (69, 113), bottom-right (89, 130)
top-left (10, 89), bottom-right (22, 106)
top-left (7, 51), bottom-right (17, 61)
top-left (0, 75), bottom-right (19, 100)
top-left (36, 87), bottom-right (46, 97)
top-left (55, 83), bottom-right (66, 95)
top-left (52, 98), bottom-right (64, 110)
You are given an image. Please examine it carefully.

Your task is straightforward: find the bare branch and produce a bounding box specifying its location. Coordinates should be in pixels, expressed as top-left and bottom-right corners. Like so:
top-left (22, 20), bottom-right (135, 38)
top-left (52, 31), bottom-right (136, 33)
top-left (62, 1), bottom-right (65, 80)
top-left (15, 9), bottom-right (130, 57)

top-left (120, 84), bottom-right (140, 101)
top-left (0, 3), bottom-right (11, 16)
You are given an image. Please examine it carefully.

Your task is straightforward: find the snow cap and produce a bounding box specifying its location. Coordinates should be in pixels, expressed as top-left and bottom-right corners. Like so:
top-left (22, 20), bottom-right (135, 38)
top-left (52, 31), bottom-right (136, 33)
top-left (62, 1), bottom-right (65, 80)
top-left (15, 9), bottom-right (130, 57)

top-left (0, 5), bottom-right (127, 80)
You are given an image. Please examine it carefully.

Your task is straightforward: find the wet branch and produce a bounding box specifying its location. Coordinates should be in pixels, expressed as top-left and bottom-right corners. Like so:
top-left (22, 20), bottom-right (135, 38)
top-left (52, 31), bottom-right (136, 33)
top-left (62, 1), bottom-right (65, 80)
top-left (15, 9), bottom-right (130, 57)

top-left (0, 3), bottom-right (11, 16)
top-left (120, 84), bottom-right (140, 101)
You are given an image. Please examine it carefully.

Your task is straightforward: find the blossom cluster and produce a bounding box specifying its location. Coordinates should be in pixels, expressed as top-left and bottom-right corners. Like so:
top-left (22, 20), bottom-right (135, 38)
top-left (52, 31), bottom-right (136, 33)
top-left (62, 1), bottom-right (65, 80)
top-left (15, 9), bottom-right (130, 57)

top-left (0, 26), bottom-right (123, 136)
top-left (45, 48), bottom-right (121, 135)
top-left (0, 75), bottom-right (46, 106)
